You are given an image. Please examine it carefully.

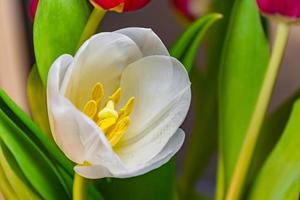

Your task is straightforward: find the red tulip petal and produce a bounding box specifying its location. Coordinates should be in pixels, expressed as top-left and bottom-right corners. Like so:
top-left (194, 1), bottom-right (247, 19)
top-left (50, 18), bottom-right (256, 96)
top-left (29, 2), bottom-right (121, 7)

top-left (91, 0), bottom-right (150, 12)
top-left (29, 0), bottom-right (39, 20)
top-left (257, 0), bottom-right (300, 19)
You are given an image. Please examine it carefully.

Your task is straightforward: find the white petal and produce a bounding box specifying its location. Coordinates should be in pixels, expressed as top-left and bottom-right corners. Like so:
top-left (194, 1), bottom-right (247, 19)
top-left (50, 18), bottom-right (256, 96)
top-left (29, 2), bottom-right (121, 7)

top-left (115, 55), bottom-right (191, 167)
top-left (47, 55), bottom-right (120, 166)
top-left (61, 32), bottom-right (143, 110)
top-left (115, 28), bottom-right (169, 57)
top-left (74, 129), bottom-right (184, 179)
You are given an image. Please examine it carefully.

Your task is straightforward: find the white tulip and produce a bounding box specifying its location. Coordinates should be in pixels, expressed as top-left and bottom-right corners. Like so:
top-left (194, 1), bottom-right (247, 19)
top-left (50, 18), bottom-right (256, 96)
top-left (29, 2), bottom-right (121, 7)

top-left (47, 28), bottom-right (191, 179)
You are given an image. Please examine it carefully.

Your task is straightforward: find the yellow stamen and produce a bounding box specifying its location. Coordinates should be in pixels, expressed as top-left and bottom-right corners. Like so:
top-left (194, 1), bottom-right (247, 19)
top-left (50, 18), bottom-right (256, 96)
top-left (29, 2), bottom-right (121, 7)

top-left (83, 100), bottom-right (97, 118)
top-left (92, 82), bottom-right (104, 103)
top-left (82, 82), bottom-right (134, 147)
top-left (119, 97), bottom-right (135, 119)
top-left (97, 118), bottom-right (117, 133)
top-left (106, 117), bottom-right (130, 146)
top-left (108, 88), bottom-right (122, 105)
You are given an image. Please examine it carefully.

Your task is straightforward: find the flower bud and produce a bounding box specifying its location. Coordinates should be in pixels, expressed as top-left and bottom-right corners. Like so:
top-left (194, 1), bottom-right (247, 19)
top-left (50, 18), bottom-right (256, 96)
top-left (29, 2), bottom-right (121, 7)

top-left (257, 0), bottom-right (300, 22)
top-left (90, 0), bottom-right (150, 12)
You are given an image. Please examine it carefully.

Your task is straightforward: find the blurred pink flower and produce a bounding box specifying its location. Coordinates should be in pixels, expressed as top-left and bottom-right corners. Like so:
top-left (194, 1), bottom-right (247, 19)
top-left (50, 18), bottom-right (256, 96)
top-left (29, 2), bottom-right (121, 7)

top-left (257, 0), bottom-right (300, 21)
top-left (172, 0), bottom-right (211, 21)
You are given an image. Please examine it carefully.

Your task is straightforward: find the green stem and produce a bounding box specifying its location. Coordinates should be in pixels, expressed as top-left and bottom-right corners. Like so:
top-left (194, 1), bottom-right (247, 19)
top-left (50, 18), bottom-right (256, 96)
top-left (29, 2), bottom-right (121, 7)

top-left (225, 22), bottom-right (290, 200)
top-left (77, 7), bottom-right (106, 49)
top-left (73, 173), bottom-right (87, 200)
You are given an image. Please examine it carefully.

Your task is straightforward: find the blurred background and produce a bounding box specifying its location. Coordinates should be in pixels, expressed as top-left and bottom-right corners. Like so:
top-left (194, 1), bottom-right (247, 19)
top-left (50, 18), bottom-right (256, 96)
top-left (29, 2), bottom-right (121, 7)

top-left (1, 0), bottom-right (300, 198)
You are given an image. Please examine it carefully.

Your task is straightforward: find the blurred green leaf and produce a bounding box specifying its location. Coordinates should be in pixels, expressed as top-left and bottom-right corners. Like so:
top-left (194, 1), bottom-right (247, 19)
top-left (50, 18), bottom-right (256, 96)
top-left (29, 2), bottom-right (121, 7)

top-left (249, 88), bottom-right (300, 184)
top-left (97, 159), bottom-right (176, 200)
top-left (0, 108), bottom-right (70, 199)
top-left (0, 159), bottom-right (19, 200)
top-left (27, 66), bottom-right (51, 135)
top-left (249, 99), bottom-right (300, 199)
top-left (170, 13), bottom-right (223, 71)
top-left (0, 142), bottom-right (40, 200)
top-left (218, 0), bottom-right (269, 191)
top-left (201, 1), bottom-right (236, 199)
top-left (34, 0), bottom-right (90, 84)
top-left (171, 13), bottom-right (222, 199)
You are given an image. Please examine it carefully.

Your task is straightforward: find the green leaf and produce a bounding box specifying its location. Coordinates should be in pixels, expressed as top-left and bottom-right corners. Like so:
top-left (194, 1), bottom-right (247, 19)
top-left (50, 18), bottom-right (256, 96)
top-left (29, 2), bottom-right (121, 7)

top-left (170, 13), bottom-right (223, 72)
top-left (97, 159), bottom-right (176, 200)
top-left (0, 109), bottom-right (69, 199)
top-left (34, 0), bottom-right (90, 84)
top-left (249, 99), bottom-right (300, 199)
top-left (0, 142), bottom-right (40, 200)
top-left (27, 66), bottom-right (51, 135)
top-left (249, 88), bottom-right (300, 183)
top-left (218, 0), bottom-right (269, 190)
top-left (0, 159), bottom-right (19, 200)
top-left (170, 14), bottom-right (222, 199)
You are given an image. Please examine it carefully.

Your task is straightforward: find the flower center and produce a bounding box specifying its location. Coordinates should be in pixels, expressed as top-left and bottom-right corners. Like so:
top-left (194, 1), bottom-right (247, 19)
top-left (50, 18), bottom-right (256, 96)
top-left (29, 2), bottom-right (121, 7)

top-left (82, 82), bottom-right (135, 147)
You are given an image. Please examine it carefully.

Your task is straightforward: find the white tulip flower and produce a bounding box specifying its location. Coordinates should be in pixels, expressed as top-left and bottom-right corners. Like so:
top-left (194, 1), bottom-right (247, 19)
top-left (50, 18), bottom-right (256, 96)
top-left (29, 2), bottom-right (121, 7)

top-left (47, 28), bottom-right (191, 179)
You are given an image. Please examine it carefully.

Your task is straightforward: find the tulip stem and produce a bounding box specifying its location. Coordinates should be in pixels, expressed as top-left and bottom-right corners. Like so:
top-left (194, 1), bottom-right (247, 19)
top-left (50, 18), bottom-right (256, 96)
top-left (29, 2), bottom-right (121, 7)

top-left (77, 7), bottom-right (106, 49)
top-left (73, 173), bottom-right (87, 200)
top-left (225, 22), bottom-right (290, 200)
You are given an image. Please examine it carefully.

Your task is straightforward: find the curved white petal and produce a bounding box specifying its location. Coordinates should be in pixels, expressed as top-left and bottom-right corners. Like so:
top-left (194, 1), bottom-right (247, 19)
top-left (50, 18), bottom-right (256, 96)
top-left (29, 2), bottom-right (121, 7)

top-left (115, 28), bottom-right (169, 57)
top-left (115, 55), bottom-right (191, 167)
top-left (61, 32), bottom-right (143, 110)
top-left (47, 55), bottom-right (122, 166)
top-left (74, 129), bottom-right (185, 179)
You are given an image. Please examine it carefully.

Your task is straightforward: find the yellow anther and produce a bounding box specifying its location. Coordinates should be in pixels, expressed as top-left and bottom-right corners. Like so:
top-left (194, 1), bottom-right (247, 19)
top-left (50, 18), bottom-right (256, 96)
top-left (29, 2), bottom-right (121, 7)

top-left (119, 97), bottom-right (135, 119)
top-left (98, 100), bottom-right (118, 120)
top-left (107, 117), bottom-right (130, 147)
top-left (83, 100), bottom-right (97, 118)
top-left (92, 82), bottom-right (104, 102)
top-left (108, 88), bottom-right (122, 105)
top-left (97, 118), bottom-right (117, 133)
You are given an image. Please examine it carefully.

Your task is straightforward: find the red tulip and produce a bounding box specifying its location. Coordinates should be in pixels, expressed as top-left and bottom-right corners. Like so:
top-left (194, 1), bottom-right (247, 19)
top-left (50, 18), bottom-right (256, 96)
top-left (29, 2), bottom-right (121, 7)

top-left (28, 0), bottom-right (39, 20)
top-left (257, 0), bottom-right (300, 21)
top-left (90, 0), bottom-right (150, 12)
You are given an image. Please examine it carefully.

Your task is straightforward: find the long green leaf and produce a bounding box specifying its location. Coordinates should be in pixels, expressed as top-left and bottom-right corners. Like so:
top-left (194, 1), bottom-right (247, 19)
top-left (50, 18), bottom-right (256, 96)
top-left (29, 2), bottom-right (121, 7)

top-left (218, 0), bottom-right (269, 191)
top-left (249, 99), bottom-right (300, 199)
top-left (0, 163), bottom-right (18, 200)
top-left (170, 13), bottom-right (223, 71)
top-left (0, 142), bottom-right (40, 200)
top-left (0, 109), bottom-right (69, 199)
top-left (170, 13), bottom-right (222, 199)
top-left (34, 0), bottom-right (90, 84)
